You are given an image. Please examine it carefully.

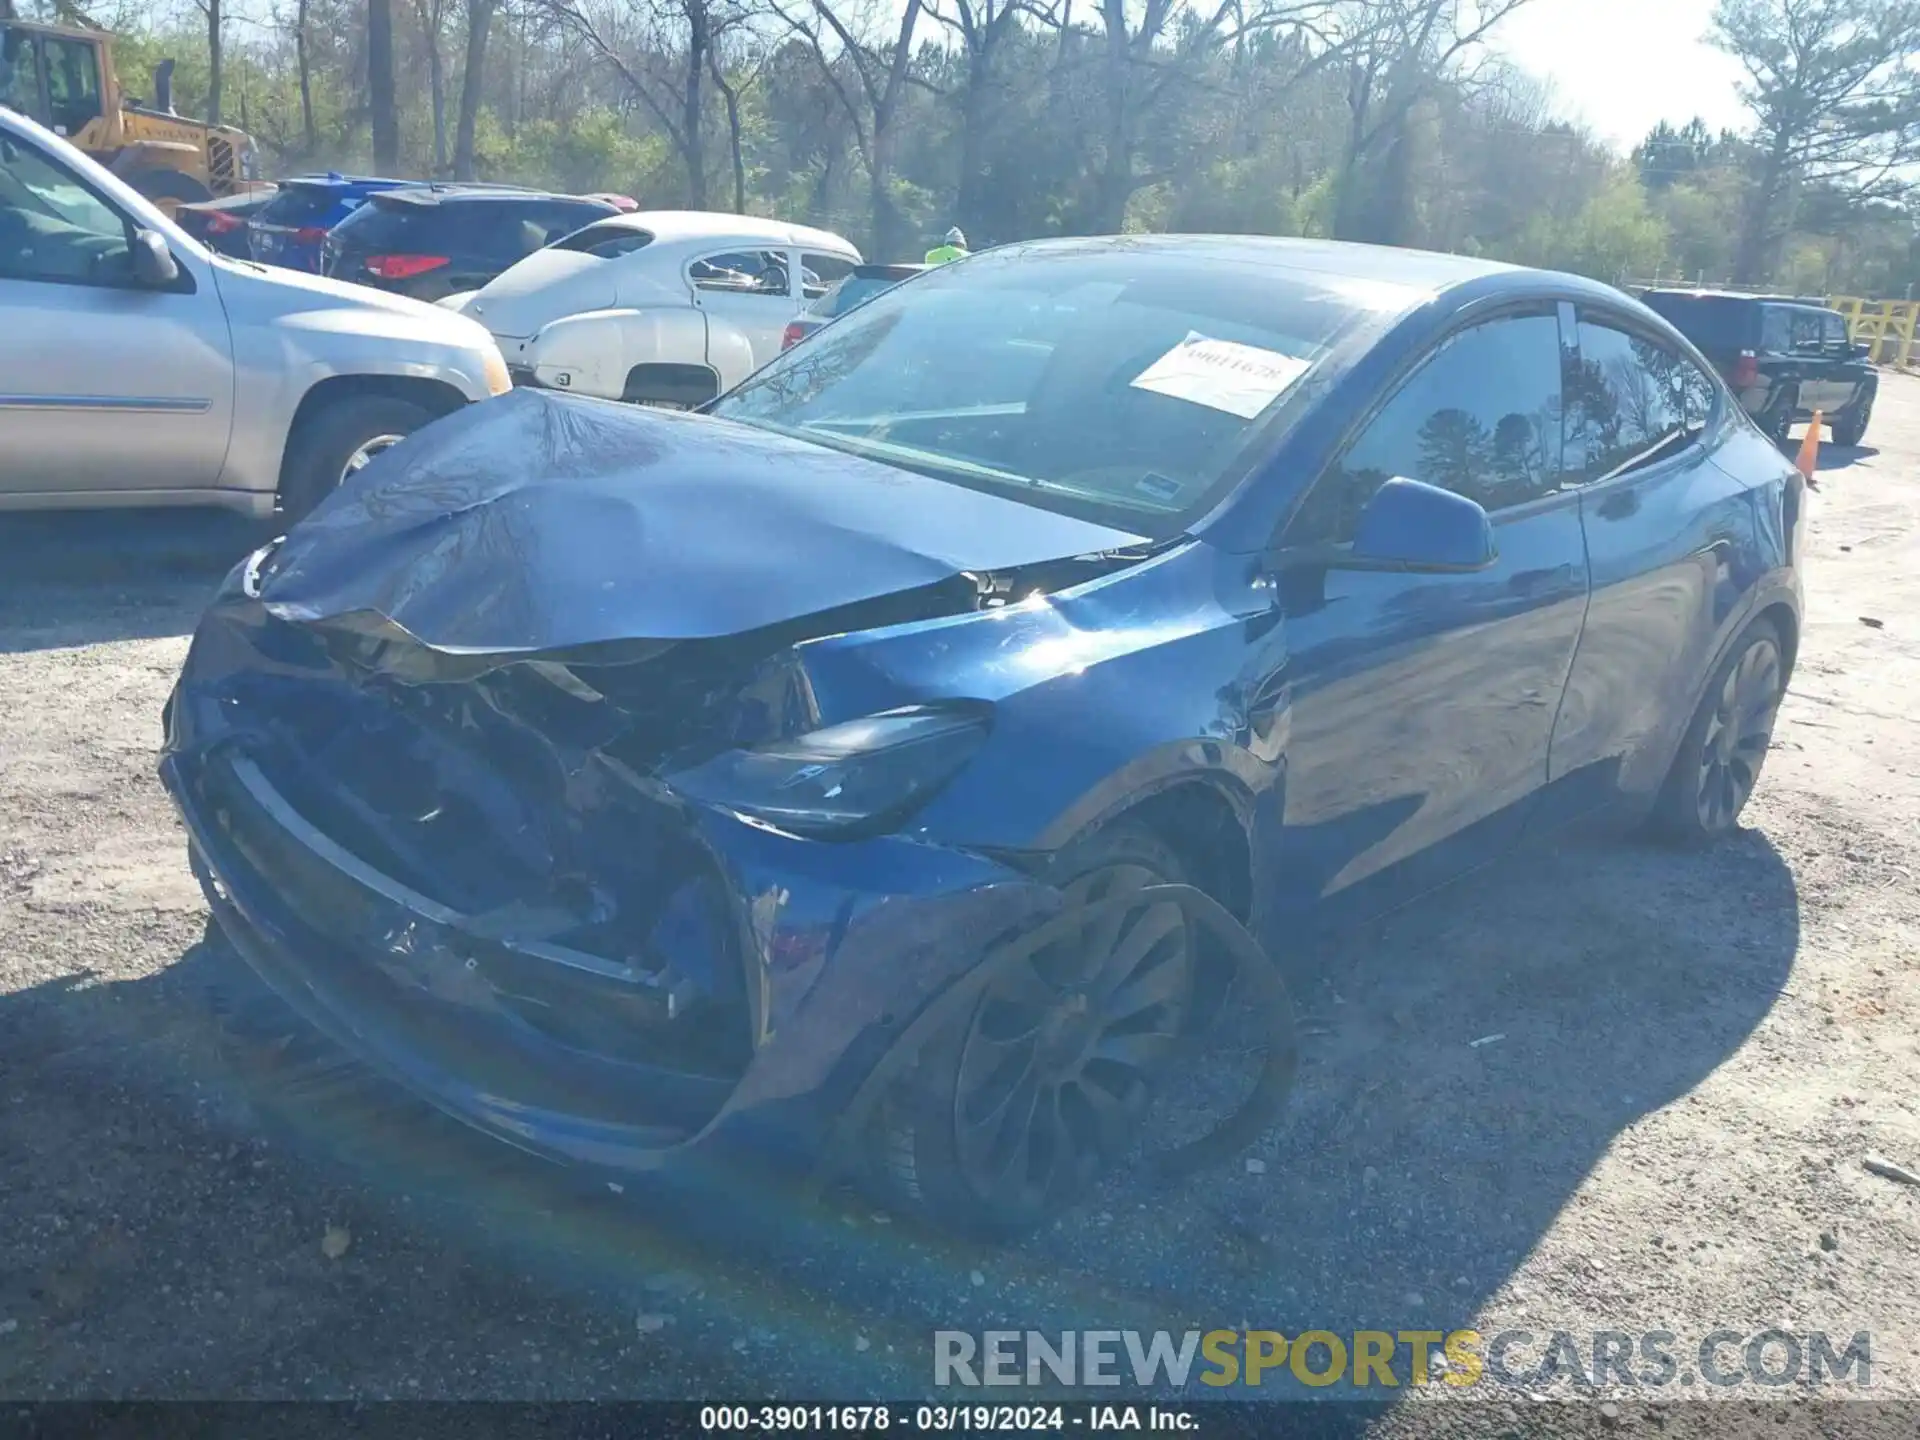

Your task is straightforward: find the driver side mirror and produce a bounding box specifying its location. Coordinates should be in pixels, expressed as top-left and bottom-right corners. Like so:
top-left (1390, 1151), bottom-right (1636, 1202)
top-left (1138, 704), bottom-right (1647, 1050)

top-left (1851, 341), bottom-right (1873, 360)
top-left (1345, 477), bottom-right (1498, 573)
top-left (130, 229), bottom-right (181, 288)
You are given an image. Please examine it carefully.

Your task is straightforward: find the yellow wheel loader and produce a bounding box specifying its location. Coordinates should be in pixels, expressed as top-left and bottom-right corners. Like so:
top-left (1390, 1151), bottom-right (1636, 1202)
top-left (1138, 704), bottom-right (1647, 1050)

top-left (0, 12), bottom-right (261, 214)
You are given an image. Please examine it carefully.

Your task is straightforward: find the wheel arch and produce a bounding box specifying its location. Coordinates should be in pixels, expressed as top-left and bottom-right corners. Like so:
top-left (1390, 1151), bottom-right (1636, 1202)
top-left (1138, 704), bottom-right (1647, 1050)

top-left (1044, 768), bottom-right (1257, 926)
top-left (278, 375), bottom-right (467, 495)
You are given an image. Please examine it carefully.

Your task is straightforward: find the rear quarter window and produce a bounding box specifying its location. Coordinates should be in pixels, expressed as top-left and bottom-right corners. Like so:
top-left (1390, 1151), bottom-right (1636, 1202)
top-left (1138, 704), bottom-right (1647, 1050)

top-left (551, 221), bottom-right (654, 258)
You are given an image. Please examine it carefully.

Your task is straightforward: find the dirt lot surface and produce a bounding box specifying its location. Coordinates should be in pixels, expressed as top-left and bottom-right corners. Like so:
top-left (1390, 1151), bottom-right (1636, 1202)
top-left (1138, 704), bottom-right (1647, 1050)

top-left (4, 380), bottom-right (1919, 1434)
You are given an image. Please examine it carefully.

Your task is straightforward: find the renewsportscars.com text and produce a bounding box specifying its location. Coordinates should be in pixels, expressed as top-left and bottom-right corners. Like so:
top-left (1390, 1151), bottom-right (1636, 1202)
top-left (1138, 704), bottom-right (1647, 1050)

top-left (933, 1329), bottom-right (1873, 1391)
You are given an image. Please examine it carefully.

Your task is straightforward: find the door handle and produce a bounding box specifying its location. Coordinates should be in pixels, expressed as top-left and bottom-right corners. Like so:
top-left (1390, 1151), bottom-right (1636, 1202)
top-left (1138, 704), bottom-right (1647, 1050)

top-left (1511, 562), bottom-right (1577, 596)
top-left (1597, 489), bottom-right (1639, 521)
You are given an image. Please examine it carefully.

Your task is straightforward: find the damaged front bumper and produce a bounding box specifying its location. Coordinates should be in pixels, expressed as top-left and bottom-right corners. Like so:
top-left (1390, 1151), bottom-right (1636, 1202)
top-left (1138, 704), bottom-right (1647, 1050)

top-left (161, 597), bottom-right (1064, 1192)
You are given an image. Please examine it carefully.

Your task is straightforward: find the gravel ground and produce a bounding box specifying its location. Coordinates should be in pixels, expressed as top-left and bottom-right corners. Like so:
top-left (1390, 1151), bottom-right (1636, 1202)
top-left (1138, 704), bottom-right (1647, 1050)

top-left (3, 379), bottom-right (1918, 1433)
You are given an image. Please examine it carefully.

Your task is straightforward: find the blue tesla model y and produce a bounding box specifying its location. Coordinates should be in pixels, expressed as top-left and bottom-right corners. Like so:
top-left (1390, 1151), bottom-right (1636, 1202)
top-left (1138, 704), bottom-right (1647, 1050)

top-left (162, 236), bottom-right (1804, 1238)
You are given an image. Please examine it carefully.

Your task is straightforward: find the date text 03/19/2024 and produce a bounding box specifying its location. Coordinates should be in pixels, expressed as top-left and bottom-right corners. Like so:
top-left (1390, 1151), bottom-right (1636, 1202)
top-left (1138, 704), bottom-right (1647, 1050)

top-left (698, 1406), bottom-right (1198, 1432)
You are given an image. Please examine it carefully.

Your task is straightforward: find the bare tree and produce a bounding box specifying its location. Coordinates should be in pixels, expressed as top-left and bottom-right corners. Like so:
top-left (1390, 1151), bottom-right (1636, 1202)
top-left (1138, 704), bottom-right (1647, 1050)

top-left (771, 0), bottom-right (927, 256)
top-left (1327, 0), bottom-right (1536, 241)
top-left (370, 0), bottom-right (402, 170)
top-left (454, 0), bottom-right (500, 178)
top-left (540, 0), bottom-right (750, 207)
top-left (928, 0), bottom-right (1057, 243)
top-left (1712, 0), bottom-right (1920, 282)
top-left (192, 0), bottom-right (224, 125)
top-left (414, 0), bottom-right (455, 171)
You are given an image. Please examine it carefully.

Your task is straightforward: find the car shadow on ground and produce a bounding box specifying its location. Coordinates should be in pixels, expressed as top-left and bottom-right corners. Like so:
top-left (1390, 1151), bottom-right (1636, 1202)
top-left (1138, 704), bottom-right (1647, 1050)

top-left (0, 823), bottom-right (1797, 1412)
top-left (0, 509), bottom-right (254, 653)
top-left (1816, 443), bottom-right (1877, 472)
top-left (0, 511), bottom-right (267, 585)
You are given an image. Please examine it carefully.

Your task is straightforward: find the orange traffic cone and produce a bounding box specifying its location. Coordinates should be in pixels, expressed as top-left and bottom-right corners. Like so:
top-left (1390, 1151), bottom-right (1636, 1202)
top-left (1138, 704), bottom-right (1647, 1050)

top-left (1796, 409), bottom-right (1822, 488)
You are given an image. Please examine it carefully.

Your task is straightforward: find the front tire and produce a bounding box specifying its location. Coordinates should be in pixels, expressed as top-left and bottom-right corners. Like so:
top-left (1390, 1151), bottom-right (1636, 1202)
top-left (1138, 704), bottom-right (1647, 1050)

top-left (1652, 618), bottom-right (1786, 845)
top-left (876, 823), bottom-right (1198, 1239)
top-left (279, 396), bottom-right (435, 523)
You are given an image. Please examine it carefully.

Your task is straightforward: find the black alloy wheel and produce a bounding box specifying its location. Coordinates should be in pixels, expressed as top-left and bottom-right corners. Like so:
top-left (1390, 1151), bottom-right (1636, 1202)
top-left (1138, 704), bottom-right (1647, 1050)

top-left (878, 823), bottom-right (1199, 1238)
top-left (1656, 619), bottom-right (1785, 844)
top-left (948, 863), bottom-right (1195, 1217)
top-left (1833, 389), bottom-right (1873, 447)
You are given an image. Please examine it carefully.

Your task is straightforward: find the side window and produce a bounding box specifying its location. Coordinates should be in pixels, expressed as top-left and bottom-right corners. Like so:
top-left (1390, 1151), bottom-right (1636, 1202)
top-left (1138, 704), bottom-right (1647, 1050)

top-left (1789, 310), bottom-right (1824, 353)
top-left (1759, 307), bottom-right (1792, 353)
top-left (800, 251), bottom-right (857, 299)
top-left (551, 221), bottom-right (653, 258)
top-left (0, 132), bottom-right (135, 286)
top-left (541, 204), bottom-right (605, 246)
top-left (2, 29), bottom-right (42, 122)
top-left (42, 37), bottom-right (102, 136)
top-left (1822, 312), bottom-right (1850, 350)
top-left (690, 248), bottom-right (790, 297)
top-left (1286, 313), bottom-right (1564, 545)
top-left (1563, 320), bottom-right (1701, 481)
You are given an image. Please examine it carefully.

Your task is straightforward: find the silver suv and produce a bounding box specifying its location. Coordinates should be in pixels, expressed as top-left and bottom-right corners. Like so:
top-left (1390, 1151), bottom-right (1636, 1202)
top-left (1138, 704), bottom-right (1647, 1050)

top-left (0, 107), bottom-right (512, 520)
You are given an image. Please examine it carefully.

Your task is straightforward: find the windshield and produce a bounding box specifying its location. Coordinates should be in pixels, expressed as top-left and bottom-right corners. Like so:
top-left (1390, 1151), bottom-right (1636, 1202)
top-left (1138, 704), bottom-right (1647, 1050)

top-left (710, 244), bottom-right (1374, 535)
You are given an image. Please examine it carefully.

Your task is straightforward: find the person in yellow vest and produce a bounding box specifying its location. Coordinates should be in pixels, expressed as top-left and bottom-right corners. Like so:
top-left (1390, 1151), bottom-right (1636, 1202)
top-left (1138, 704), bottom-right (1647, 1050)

top-left (925, 227), bottom-right (969, 265)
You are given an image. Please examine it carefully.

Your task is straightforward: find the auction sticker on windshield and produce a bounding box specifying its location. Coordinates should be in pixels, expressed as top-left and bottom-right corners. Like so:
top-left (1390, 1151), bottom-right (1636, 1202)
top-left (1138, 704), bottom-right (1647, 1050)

top-left (1130, 332), bottom-right (1312, 419)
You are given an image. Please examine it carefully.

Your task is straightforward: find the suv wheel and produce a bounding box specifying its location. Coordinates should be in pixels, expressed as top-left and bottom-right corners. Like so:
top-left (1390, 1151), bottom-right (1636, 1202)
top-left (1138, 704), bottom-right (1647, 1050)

top-left (1832, 387), bottom-right (1874, 447)
top-left (280, 396), bottom-right (435, 523)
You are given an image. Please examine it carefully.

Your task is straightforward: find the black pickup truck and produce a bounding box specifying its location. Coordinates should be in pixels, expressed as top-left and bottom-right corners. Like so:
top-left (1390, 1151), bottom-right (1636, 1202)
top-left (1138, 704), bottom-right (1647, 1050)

top-left (1639, 289), bottom-right (1878, 447)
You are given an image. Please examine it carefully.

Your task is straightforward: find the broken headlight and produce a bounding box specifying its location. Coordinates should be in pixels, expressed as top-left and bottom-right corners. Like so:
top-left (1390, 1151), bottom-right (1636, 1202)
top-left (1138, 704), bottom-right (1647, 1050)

top-left (665, 704), bottom-right (990, 839)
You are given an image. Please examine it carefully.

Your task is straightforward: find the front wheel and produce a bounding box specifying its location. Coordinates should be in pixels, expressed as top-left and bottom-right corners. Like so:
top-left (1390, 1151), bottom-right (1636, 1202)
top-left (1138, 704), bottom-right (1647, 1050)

top-left (875, 823), bottom-right (1198, 1239)
top-left (279, 395), bottom-right (435, 523)
top-left (1832, 387), bottom-right (1874, 447)
top-left (1652, 618), bottom-right (1786, 845)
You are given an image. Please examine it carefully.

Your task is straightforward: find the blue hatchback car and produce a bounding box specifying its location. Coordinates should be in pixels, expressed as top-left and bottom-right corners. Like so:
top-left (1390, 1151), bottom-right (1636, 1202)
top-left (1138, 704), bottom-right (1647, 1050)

top-left (161, 237), bottom-right (1804, 1239)
top-left (248, 172), bottom-right (416, 272)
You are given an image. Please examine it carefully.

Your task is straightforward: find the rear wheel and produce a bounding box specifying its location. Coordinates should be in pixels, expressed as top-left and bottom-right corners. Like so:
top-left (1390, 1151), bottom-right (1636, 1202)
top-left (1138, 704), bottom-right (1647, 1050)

top-left (279, 395), bottom-right (435, 523)
top-left (125, 167), bottom-right (213, 218)
top-left (876, 822), bottom-right (1198, 1239)
top-left (1832, 386), bottom-right (1874, 447)
top-left (1652, 618), bottom-right (1786, 845)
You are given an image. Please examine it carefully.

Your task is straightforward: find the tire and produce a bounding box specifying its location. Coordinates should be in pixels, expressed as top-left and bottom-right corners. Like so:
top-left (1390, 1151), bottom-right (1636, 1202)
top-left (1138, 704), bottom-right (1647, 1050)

top-left (1832, 386), bottom-right (1874, 447)
top-left (124, 167), bottom-right (214, 218)
top-left (1651, 617), bottom-right (1786, 846)
top-left (279, 395), bottom-right (435, 523)
top-left (875, 821), bottom-right (1199, 1239)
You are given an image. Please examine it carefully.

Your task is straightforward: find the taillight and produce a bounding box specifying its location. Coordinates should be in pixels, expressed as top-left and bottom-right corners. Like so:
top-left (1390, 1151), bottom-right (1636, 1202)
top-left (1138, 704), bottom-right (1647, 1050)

top-left (781, 322), bottom-right (806, 351)
top-left (1732, 350), bottom-right (1758, 388)
top-left (366, 254), bottom-right (452, 280)
top-left (206, 211), bottom-right (244, 235)
top-left (293, 226), bottom-right (329, 245)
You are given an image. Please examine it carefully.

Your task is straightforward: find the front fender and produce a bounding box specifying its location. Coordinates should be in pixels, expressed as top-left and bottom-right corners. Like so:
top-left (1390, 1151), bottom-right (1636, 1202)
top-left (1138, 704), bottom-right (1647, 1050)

top-left (527, 307), bottom-right (711, 400)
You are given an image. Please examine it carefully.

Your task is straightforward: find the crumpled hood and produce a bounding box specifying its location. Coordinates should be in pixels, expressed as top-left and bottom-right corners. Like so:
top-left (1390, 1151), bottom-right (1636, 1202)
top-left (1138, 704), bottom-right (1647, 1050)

top-left (259, 388), bottom-right (1146, 654)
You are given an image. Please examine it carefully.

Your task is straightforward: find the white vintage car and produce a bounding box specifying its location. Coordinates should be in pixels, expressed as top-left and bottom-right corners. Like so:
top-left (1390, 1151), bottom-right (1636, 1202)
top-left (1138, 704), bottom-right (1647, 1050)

top-left (440, 210), bottom-right (863, 408)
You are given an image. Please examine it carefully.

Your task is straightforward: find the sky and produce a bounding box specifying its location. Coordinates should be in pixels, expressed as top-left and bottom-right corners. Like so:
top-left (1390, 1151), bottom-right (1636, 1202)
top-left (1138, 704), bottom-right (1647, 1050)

top-left (1490, 0), bottom-right (1753, 150)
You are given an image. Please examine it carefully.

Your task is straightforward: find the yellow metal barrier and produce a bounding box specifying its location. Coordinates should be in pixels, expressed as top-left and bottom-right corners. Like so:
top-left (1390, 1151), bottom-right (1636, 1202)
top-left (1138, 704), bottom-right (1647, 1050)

top-left (1828, 296), bottom-right (1918, 370)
